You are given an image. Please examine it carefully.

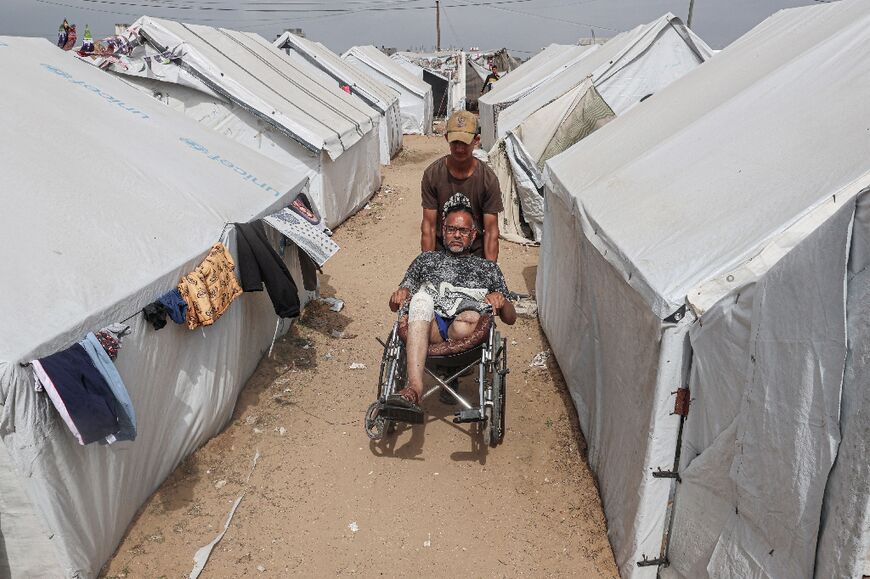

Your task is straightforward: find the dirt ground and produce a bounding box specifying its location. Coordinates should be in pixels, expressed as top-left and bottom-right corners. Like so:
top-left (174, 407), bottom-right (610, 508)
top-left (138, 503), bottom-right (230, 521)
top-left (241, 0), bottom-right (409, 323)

top-left (101, 135), bottom-right (618, 578)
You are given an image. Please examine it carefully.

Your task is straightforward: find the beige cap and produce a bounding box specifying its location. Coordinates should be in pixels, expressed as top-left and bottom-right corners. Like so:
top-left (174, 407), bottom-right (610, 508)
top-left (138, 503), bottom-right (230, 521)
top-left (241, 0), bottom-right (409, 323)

top-left (446, 110), bottom-right (478, 144)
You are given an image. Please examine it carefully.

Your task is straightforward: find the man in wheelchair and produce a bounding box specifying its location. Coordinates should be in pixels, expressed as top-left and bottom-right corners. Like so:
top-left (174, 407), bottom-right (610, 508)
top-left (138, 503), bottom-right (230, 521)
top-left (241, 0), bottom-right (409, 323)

top-left (383, 193), bottom-right (516, 424)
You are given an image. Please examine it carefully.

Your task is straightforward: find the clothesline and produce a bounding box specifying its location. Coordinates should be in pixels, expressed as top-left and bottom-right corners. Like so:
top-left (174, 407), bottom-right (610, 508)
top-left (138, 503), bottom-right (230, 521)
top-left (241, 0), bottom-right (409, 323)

top-left (19, 222), bottom-right (233, 368)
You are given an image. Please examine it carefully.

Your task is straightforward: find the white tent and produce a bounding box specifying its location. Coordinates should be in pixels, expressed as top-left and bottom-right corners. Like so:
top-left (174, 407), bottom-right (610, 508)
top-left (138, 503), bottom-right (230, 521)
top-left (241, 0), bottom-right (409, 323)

top-left (274, 31), bottom-right (403, 164)
top-left (392, 51), bottom-right (466, 116)
top-left (478, 43), bottom-right (594, 150)
top-left (81, 17), bottom-right (382, 229)
top-left (537, 1), bottom-right (870, 577)
top-left (0, 36), bottom-right (316, 577)
top-left (342, 45), bottom-right (433, 135)
top-left (489, 14), bottom-right (713, 243)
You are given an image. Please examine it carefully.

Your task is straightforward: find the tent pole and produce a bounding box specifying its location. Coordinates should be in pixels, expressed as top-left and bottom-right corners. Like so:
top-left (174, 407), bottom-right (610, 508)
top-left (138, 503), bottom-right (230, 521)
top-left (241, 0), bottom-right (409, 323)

top-left (687, 0), bottom-right (695, 28)
top-left (436, 0), bottom-right (441, 51)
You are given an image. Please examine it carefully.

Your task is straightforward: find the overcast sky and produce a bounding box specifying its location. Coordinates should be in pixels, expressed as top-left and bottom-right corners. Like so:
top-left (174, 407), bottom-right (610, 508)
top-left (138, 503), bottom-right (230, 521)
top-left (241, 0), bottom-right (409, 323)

top-left (2, 0), bottom-right (816, 54)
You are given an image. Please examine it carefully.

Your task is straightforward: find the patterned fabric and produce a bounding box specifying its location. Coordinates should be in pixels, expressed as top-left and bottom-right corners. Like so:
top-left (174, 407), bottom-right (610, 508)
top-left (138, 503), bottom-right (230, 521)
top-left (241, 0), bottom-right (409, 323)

top-left (95, 330), bottom-right (121, 360)
top-left (177, 243), bottom-right (243, 330)
top-left (399, 250), bottom-right (509, 317)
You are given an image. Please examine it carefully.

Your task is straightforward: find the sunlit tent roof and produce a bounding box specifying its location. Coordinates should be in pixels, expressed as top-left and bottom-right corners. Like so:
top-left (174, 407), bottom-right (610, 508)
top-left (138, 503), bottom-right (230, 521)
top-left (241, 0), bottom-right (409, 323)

top-left (537, 1), bottom-right (870, 577)
top-left (274, 31), bottom-right (403, 162)
top-left (343, 45), bottom-right (433, 135)
top-left (79, 16), bottom-right (382, 227)
top-left (0, 36), bottom-right (312, 577)
top-left (495, 13), bottom-right (712, 149)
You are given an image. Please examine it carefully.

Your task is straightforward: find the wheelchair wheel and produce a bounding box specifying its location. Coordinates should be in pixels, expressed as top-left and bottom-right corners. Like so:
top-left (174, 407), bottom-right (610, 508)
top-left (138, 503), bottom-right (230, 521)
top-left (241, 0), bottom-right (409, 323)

top-left (364, 401), bottom-right (394, 440)
top-left (489, 332), bottom-right (507, 446)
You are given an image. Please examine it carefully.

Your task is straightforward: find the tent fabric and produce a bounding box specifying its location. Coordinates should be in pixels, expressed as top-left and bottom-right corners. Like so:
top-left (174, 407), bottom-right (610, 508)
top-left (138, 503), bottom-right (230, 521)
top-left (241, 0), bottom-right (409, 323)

top-left (537, 1), bottom-right (870, 577)
top-left (342, 45), bottom-right (433, 135)
top-left (83, 18), bottom-right (381, 228)
top-left (0, 36), bottom-right (314, 577)
top-left (491, 15), bottom-right (707, 244)
top-left (393, 50), bottom-right (466, 114)
top-left (478, 43), bottom-right (594, 149)
top-left (274, 31), bottom-right (403, 164)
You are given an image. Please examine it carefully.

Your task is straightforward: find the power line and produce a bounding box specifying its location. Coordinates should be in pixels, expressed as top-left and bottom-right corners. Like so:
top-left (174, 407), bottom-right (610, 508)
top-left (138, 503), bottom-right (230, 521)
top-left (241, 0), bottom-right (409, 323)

top-left (488, 3), bottom-right (616, 31)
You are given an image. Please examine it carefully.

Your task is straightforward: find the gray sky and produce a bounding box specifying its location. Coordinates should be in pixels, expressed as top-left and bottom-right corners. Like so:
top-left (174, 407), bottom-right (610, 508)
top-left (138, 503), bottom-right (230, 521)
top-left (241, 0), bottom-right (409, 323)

top-left (2, 0), bottom-right (816, 54)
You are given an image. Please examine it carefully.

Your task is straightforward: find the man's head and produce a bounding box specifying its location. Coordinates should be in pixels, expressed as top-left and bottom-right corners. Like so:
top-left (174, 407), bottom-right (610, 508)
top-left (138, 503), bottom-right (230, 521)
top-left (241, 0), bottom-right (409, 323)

top-left (491, 64), bottom-right (499, 74)
top-left (442, 193), bottom-right (477, 254)
top-left (445, 110), bottom-right (480, 162)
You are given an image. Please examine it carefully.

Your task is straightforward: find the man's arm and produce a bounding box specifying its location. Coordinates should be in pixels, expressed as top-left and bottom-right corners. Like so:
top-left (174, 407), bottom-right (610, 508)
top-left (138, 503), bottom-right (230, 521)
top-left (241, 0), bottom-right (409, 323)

top-left (483, 213), bottom-right (499, 262)
top-left (421, 208), bottom-right (438, 252)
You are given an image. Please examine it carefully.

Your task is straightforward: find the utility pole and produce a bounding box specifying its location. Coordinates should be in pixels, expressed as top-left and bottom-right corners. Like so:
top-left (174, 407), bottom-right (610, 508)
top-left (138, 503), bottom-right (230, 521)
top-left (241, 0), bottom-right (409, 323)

top-left (436, 0), bottom-right (441, 52)
top-left (687, 0), bottom-right (695, 28)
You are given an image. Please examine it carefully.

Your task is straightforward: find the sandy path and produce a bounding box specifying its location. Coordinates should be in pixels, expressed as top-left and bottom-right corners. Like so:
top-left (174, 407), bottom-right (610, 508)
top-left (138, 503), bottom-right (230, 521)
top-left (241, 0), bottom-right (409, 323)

top-left (101, 135), bottom-right (617, 578)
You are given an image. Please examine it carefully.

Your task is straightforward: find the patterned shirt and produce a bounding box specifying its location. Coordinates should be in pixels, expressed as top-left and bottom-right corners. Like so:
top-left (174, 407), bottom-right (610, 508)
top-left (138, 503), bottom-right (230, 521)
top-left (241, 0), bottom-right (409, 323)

top-left (400, 250), bottom-right (510, 317)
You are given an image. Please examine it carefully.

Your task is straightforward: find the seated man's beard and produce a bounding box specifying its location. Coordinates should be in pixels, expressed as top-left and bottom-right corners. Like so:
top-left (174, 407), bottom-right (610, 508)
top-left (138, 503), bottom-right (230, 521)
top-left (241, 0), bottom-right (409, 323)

top-left (447, 240), bottom-right (468, 254)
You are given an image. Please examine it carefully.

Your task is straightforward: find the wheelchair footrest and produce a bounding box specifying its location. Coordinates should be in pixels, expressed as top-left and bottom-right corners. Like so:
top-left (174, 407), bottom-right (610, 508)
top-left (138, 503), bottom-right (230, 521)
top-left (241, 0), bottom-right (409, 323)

top-left (453, 408), bottom-right (484, 424)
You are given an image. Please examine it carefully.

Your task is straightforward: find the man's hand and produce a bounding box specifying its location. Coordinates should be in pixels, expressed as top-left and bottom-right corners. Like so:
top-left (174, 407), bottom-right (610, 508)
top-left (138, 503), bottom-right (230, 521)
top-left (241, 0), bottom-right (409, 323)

top-left (390, 287), bottom-right (411, 312)
top-left (485, 292), bottom-right (507, 312)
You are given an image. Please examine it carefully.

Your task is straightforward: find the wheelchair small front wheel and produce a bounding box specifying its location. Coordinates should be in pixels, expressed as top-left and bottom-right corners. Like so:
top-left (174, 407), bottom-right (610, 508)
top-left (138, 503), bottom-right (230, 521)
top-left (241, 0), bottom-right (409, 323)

top-left (364, 402), bottom-right (394, 440)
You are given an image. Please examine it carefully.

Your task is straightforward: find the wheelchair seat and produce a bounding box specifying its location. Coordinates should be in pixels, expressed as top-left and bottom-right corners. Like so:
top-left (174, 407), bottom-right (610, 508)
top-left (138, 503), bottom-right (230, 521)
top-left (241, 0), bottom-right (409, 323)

top-left (397, 311), bottom-right (493, 358)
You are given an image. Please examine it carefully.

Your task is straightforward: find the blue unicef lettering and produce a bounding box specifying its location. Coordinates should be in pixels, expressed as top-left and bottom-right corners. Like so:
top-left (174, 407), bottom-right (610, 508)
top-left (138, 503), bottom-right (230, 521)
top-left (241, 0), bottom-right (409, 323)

top-left (178, 137), bottom-right (280, 197)
top-left (40, 63), bottom-right (149, 120)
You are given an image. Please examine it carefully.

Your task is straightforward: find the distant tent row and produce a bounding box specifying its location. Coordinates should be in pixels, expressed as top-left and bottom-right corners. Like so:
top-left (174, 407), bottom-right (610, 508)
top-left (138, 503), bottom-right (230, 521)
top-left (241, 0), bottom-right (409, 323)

top-left (342, 45), bottom-right (433, 135)
top-left (0, 36), bottom-right (315, 577)
top-left (536, 1), bottom-right (870, 577)
top-left (76, 17), bottom-right (382, 229)
top-left (391, 51), bottom-right (466, 117)
top-left (486, 14), bottom-right (714, 243)
top-left (274, 31), bottom-right (404, 163)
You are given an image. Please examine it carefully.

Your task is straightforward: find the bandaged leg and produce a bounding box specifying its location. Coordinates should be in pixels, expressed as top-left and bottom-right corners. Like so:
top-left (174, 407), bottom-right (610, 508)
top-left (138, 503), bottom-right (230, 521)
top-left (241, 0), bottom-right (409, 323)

top-left (406, 291), bottom-right (435, 397)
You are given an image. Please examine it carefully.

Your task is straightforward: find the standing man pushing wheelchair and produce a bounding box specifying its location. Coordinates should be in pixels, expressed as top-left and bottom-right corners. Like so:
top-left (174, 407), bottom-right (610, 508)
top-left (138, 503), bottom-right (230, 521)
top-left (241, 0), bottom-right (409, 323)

top-left (420, 110), bottom-right (503, 262)
top-left (383, 194), bottom-right (516, 423)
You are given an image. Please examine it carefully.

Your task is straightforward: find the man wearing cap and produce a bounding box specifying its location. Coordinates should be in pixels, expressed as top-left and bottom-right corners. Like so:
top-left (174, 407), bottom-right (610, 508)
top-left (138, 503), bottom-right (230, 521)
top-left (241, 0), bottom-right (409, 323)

top-left (421, 110), bottom-right (503, 262)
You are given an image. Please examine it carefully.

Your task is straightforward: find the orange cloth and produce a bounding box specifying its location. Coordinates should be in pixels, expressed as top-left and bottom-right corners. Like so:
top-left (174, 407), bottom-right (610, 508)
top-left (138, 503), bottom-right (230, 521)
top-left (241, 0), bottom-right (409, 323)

top-left (177, 243), bottom-right (242, 329)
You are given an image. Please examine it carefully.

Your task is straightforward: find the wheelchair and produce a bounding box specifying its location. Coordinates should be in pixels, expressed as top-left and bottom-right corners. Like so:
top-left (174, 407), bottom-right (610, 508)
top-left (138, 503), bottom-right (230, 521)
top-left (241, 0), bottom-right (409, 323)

top-left (364, 307), bottom-right (509, 446)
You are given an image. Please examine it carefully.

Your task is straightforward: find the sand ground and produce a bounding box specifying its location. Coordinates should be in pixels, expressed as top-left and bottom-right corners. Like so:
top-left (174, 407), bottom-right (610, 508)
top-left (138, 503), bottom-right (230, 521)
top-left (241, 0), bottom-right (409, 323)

top-left (101, 135), bottom-right (618, 578)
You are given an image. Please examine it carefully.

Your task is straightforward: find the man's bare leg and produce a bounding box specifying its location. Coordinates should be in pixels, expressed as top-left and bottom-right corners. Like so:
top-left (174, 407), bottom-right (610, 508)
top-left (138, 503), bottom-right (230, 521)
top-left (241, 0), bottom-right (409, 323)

top-left (447, 310), bottom-right (481, 341)
top-left (404, 291), bottom-right (437, 403)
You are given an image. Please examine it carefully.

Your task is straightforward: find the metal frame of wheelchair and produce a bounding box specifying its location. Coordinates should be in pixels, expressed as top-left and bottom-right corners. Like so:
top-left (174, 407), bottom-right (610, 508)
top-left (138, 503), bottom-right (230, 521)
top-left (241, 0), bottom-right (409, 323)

top-left (365, 313), bottom-right (509, 446)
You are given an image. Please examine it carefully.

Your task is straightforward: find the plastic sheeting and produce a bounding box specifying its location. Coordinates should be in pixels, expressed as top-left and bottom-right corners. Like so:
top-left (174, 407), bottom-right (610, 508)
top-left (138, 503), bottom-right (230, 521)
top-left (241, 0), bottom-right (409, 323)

top-left (342, 45), bottom-right (433, 135)
top-left (82, 18), bottom-right (381, 228)
top-left (274, 32), bottom-right (403, 164)
top-left (478, 43), bottom-right (594, 149)
top-left (538, 1), bottom-right (870, 577)
top-left (0, 37), bottom-right (314, 577)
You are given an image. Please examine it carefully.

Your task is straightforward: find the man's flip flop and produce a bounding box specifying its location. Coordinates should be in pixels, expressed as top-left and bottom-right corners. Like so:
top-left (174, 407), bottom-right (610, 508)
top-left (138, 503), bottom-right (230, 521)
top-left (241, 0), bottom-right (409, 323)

top-left (381, 391), bottom-right (424, 424)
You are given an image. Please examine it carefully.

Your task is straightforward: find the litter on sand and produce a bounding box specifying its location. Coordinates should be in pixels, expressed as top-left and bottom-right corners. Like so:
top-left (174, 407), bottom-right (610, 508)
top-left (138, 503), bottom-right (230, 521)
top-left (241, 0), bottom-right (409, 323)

top-left (319, 297), bottom-right (345, 312)
top-left (530, 350), bottom-right (550, 369)
top-left (350, 362), bottom-right (366, 370)
top-left (348, 521), bottom-right (359, 533)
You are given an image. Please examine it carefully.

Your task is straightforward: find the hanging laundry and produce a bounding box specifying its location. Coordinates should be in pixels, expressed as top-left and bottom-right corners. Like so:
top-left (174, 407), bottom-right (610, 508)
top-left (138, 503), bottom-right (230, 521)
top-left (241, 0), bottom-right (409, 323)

top-left (81, 25), bottom-right (94, 54)
top-left (31, 345), bottom-right (120, 445)
top-left (57, 19), bottom-right (69, 48)
top-left (62, 24), bottom-right (77, 51)
top-left (298, 246), bottom-right (319, 292)
top-left (234, 220), bottom-right (301, 318)
top-left (177, 243), bottom-right (242, 329)
top-left (95, 323), bottom-right (131, 360)
top-left (157, 288), bottom-right (188, 324)
top-left (79, 333), bottom-right (136, 442)
top-left (142, 302), bottom-right (168, 331)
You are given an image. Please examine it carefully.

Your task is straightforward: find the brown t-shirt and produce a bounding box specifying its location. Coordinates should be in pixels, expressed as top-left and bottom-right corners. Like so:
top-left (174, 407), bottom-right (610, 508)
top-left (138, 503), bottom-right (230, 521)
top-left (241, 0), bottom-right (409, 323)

top-left (421, 156), bottom-right (503, 256)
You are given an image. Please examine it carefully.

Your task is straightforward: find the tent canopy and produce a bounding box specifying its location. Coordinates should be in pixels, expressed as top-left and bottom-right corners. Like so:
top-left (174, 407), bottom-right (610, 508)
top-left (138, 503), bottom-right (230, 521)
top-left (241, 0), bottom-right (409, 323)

top-left (478, 43), bottom-right (594, 147)
top-left (495, 14), bottom-right (713, 149)
top-left (0, 36), bottom-right (309, 364)
top-left (545, 3), bottom-right (870, 319)
top-left (274, 31), bottom-right (400, 116)
top-left (342, 45), bottom-right (430, 99)
top-left (126, 17), bottom-right (380, 160)
top-left (0, 36), bottom-right (312, 578)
